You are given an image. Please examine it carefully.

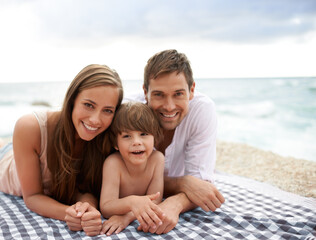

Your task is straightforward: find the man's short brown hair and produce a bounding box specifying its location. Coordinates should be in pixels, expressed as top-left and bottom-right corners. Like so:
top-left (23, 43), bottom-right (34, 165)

top-left (144, 49), bottom-right (193, 91)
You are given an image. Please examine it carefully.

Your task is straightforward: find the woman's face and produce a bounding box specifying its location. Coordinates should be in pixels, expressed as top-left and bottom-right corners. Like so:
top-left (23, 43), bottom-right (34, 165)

top-left (72, 85), bottom-right (119, 141)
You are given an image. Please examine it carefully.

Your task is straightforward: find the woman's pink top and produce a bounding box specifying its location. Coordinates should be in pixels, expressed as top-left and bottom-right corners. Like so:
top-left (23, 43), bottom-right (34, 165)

top-left (0, 111), bottom-right (52, 196)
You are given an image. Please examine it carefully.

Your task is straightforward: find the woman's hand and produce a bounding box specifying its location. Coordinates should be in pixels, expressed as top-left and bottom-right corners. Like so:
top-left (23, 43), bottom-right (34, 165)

top-left (65, 202), bottom-right (83, 232)
top-left (65, 201), bottom-right (102, 236)
top-left (77, 202), bottom-right (102, 236)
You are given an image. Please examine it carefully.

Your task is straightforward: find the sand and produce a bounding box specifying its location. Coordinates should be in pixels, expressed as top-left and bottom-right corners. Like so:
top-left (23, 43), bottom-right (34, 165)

top-left (216, 140), bottom-right (316, 198)
top-left (1, 137), bottom-right (315, 198)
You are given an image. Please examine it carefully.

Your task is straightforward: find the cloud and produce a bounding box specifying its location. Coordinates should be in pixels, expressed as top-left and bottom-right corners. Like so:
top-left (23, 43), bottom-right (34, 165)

top-left (0, 0), bottom-right (315, 82)
top-left (21, 0), bottom-right (316, 45)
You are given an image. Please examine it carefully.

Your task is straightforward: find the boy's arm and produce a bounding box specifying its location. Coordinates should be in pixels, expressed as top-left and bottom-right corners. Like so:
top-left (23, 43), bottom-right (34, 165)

top-left (145, 151), bottom-right (165, 205)
top-left (99, 154), bottom-right (164, 229)
top-left (99, 154), bottom-right (123, 217)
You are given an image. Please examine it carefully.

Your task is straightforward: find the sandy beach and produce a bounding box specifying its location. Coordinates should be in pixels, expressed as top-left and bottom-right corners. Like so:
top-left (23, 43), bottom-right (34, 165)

top-left (1, 137), bottom-right (315, 198)
top-left (216, 140), bottom-right (316, 198)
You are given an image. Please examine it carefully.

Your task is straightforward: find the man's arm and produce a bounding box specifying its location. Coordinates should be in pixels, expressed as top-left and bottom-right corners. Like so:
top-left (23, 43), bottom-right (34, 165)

top-left (165, 175), bottom-right (224, 212)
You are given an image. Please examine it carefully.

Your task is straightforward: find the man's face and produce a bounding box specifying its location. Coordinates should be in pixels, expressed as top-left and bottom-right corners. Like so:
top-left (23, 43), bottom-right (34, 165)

top-left (144, 71), bottom-right (195, 131)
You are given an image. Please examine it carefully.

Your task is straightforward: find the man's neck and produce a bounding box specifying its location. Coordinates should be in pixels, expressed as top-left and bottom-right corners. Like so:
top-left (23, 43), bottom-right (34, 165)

top-left (157, 129), bottom-right (175, 154)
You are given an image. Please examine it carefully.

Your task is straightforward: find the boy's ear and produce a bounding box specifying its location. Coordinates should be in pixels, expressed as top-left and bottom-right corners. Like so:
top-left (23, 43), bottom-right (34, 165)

top-left (114, 146), bottom-right (118, 150)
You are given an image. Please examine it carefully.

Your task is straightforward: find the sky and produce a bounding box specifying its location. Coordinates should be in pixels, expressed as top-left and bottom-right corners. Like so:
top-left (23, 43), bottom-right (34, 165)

top-left (0, 0), bottom-right (316, 83)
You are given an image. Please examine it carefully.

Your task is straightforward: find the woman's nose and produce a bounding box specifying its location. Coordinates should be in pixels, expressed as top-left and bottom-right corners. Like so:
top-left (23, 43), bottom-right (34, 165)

top-left (89, 111), bottom-right (101, 125)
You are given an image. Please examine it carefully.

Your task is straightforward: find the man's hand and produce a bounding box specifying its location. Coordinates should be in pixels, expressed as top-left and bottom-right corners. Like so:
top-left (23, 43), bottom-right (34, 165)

top-left (181, 175), bottom-right (225, 212)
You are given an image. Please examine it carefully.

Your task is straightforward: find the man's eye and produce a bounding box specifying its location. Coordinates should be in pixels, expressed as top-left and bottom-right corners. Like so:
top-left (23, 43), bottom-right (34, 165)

top-left (175, 92), bottom-right (184, 97)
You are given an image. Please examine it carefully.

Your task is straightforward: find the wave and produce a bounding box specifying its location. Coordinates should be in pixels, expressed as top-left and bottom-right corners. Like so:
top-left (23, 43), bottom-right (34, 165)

top-left (218, 101), bottom-right (276, 118)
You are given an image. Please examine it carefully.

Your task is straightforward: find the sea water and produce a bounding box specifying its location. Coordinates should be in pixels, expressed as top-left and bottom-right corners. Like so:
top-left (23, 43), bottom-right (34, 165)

top-left (1, 77), bottom-right (315, 162)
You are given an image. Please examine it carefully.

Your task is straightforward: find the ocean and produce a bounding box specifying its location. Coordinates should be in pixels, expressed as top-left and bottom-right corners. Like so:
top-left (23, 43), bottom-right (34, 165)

top-left (1, 77), bottom-right (316, 162)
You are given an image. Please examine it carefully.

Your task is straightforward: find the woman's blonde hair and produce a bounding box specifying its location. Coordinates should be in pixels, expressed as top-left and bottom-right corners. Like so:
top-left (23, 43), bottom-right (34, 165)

top-left (47, 64), bottom-right (123, 204)
top-left (110, 101), bottom-right (163, 148)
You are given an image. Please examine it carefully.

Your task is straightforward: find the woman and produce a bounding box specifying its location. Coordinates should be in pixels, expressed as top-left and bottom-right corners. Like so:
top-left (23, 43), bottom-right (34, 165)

top-left (0, 64), bottom-right (123, 236)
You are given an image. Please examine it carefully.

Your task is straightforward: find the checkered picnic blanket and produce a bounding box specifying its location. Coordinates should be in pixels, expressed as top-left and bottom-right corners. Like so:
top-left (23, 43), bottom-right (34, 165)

top-left (1, 173), bottom-right (315, 240)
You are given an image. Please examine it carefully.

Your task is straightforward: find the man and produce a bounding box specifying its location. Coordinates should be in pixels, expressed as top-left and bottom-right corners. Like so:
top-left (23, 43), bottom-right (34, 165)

top-left (134, 49), bottom-right (225, 234)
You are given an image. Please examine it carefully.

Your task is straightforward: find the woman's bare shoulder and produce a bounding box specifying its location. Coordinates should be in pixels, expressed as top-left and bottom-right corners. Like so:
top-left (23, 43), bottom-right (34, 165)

top-left (13, 113), bottom-right (41, 154)
top-left (14, 113), bottom-right (40, 135)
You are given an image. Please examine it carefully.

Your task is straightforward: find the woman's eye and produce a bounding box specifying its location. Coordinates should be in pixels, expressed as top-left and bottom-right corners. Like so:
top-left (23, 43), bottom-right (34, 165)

top-left (84, 103), bottom-right (93, 108)
top-left (103, 109), bottom-right (114, 114)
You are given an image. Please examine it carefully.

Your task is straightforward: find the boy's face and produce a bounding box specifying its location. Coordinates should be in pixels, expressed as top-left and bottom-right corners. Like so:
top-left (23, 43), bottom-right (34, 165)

top-left (116, 130), bottom-right (154, 165)
top-left (144, 71), bottom-right (195, 131)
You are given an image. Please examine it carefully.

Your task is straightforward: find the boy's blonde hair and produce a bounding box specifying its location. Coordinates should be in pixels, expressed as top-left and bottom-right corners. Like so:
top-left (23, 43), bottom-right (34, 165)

top-left (110, 102), bottom-right (163, 147)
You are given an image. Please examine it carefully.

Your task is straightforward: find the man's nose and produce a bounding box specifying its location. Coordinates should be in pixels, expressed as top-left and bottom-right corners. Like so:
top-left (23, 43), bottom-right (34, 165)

top-left (163, 97), bottom-right (176, 112)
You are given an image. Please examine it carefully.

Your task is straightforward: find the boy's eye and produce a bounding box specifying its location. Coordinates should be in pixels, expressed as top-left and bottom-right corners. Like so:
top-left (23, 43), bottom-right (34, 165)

top-left (140, 132), bottom-right (148, 136)
top-left (122, 134), bottom-right (130, 138)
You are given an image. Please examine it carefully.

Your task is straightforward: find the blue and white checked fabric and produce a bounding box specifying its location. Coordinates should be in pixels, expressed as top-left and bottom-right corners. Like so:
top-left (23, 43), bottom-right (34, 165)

top-left (1, 173), bottom-right (315, 240)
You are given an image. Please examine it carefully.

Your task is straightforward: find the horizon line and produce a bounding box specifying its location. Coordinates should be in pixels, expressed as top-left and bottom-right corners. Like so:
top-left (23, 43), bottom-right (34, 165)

top-left (0, 75), bottom-right (316, 84)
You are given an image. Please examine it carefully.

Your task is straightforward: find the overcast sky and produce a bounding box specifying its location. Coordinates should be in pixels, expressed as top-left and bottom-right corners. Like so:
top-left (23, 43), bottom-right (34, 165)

top-left (0, 0), bottom-right (315, 83)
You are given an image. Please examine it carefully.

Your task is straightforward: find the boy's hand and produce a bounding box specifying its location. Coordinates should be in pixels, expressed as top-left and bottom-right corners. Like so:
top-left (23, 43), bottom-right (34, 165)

top-left (137, 196), bottom-right (179, 234)
top-left (130, 192), bottom-right (165, 230)
top-left (101, 214), bottom-right (132, 236)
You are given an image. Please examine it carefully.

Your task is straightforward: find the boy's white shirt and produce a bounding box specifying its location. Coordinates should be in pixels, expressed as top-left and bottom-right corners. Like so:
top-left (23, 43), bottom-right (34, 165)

top-left (124, 91), bottom-right (217, 182)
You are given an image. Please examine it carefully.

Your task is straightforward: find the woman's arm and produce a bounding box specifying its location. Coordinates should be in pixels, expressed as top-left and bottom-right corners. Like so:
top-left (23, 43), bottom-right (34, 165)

top-left (13, 114), bottom-right (69, 220)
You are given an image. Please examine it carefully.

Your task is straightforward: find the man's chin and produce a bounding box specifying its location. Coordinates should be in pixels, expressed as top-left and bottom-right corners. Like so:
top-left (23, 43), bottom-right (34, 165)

top-left (160, 122), bottom-right (178, 131)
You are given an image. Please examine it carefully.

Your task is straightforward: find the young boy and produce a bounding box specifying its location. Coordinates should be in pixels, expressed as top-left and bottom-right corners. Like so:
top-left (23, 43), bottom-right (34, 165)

top-left (99, 102), bottom-right (165, 236)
